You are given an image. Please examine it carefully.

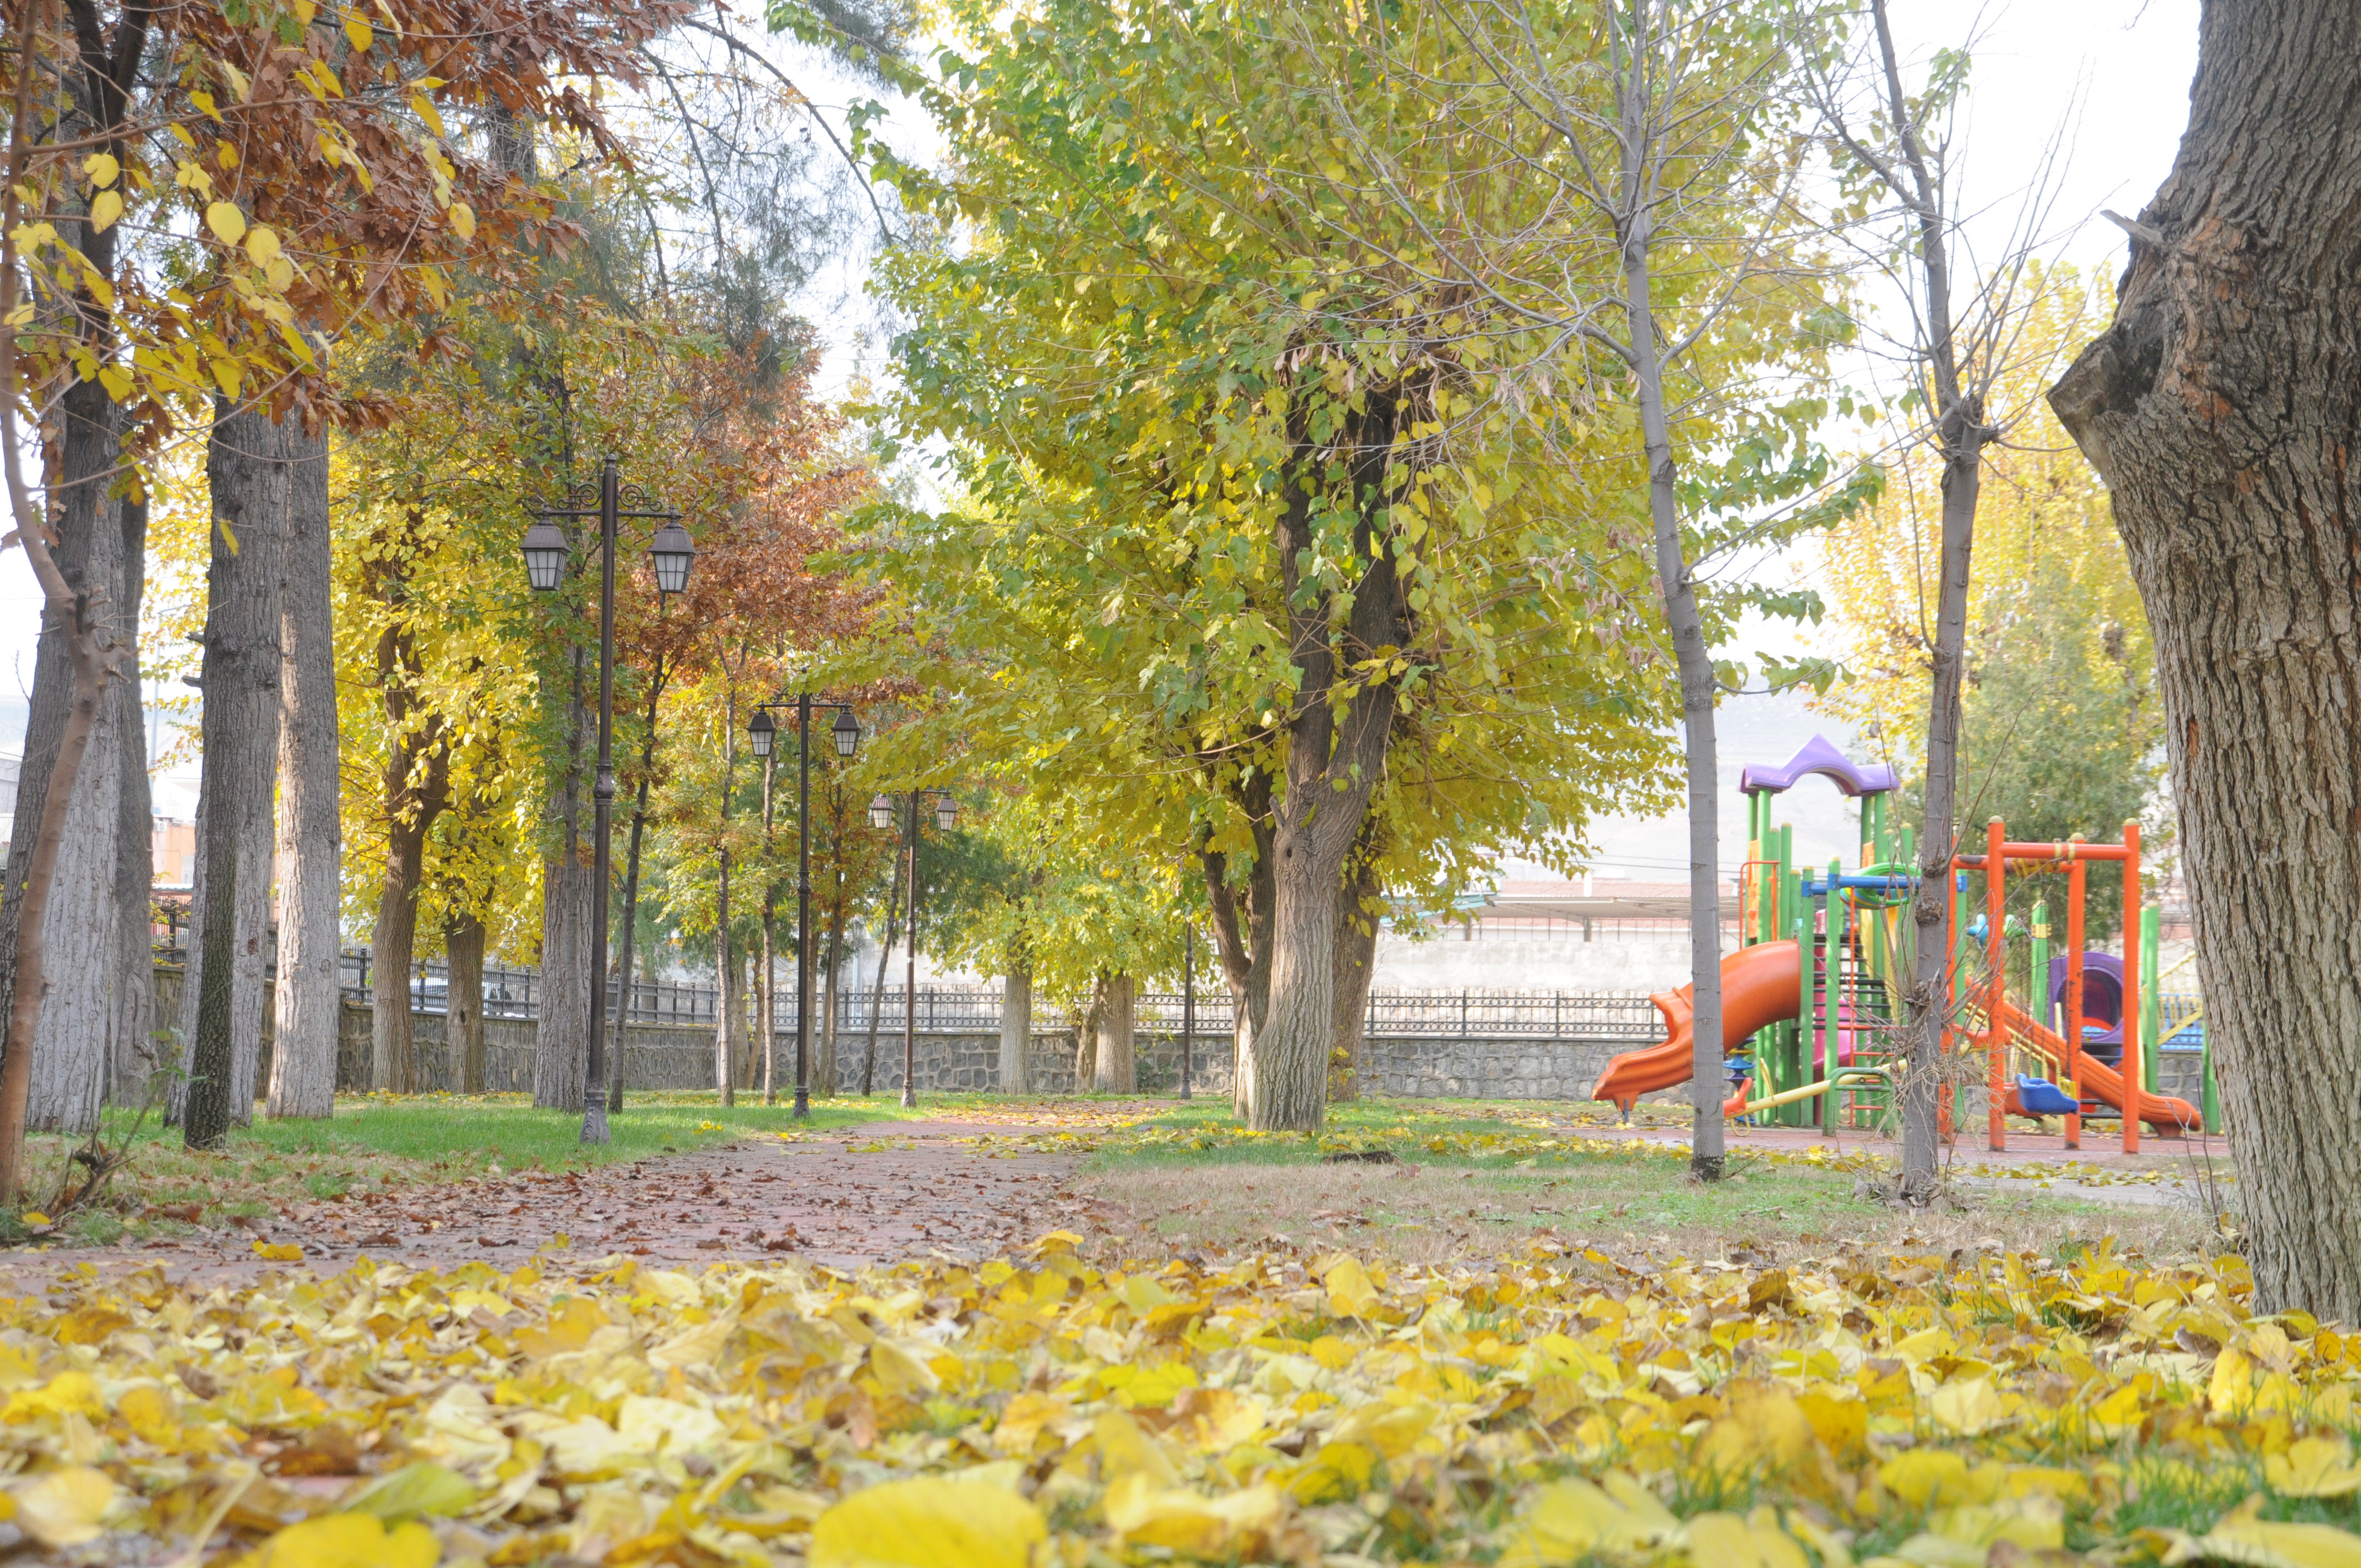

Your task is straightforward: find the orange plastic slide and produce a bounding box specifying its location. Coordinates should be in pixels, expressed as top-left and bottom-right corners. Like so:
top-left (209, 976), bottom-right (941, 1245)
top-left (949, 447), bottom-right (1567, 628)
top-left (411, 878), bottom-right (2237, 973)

top-left (1591, 940), bottom-right (1802, 1115)
top-left (1994, 997), bottom-right (2199, 1134)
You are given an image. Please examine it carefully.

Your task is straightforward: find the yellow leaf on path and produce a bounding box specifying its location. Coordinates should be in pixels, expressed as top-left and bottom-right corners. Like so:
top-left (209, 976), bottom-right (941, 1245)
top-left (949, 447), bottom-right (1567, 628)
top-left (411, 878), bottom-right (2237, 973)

top-left (1499, 1472), bottom-right (1679, 1566)
top-left (2163, 1498), bottom-right (2361, 1568)
top-left (1685, 1510), bottom-right (1811, 1568)
top-left (345, 1462), bottom-right (476, 1523)
top-left (1329, 1398), bottom-right (1434, 1458)
top-left (1104, 1472), bottom-right (1281, 1554)
top-left (810, 1477), bottom-right (1046, 1568)
top-left (259, 1511), bottom-right (439, 1568)
top-left (12, 1466), bottom-right (116, 1548)
top-left (1929, 1378), bottom-right (2008, 1436)
top-left (647, 1310), bottom-right (736, 1369)
top-left (254, 1240), bottom-right (303, 1262)
top-left (56, 1306), bottom-right (129, 1346)
top-left (1094, 1408), bottom-right (1178, 1487)
top-left (867, 1337), bottom-right (940, 1398)
top-left (117, 1385), bottom-right (177, 1445)
top-left (8, 1371), bottom-right (104, 1422)
top-left (1695, 1384), bottom-right (1816, 1478)
top-left (2270, 1436), bottom-right (2361, 1498)
top-left (1323, 1255), bottom-right (1377, 1318)
top-left (205, 200), bottom-right (246, 243)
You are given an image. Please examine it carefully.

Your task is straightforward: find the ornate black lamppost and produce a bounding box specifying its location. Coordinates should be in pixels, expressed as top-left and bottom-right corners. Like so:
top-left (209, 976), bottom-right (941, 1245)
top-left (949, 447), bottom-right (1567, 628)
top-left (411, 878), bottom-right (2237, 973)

top-left (521, 457), bottom-right (692, 1144)
top-left (869, 790), bottom-right (958, 1108)
top-left (749, 697), bottom-right (861, 1119)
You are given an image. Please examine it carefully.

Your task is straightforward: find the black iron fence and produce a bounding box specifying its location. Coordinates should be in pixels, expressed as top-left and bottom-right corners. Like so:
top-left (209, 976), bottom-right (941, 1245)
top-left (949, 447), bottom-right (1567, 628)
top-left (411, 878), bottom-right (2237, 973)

top-left (307, 954), bottom-right (1660, 1041)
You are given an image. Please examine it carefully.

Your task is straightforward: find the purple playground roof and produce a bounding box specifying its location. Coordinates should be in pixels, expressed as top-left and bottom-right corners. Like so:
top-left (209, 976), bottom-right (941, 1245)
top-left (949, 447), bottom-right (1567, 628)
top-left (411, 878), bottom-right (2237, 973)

top-left (1739, 733), bottom-right (1898, 798)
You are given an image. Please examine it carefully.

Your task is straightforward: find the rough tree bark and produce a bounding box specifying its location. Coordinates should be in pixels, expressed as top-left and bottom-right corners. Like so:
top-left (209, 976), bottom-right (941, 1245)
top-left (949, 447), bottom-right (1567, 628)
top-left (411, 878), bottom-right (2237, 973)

top-left (1093, 972), bottom-right (1135, 1092)
top-left (1203, 767), bottom-right (1275, 1120)
top-left (1250, 393), bottom-right (1405, 1130)
top-left (445, 911), bottom-right (486, 1095)
top-left (999, 956), bottom-right (1032, 1094)
top-left (2048, 0), bottom-right (2361, 1316)
top-left (183, 401), bottom-right (290, 1149)
top-left (818, 913), bottom-right (845, 1097)
top-left (713, 702), bottom-right (739, 1104)
top-left (605, 666), bottom-right (667, 1115)
top-left (1328, 828), bottom-right (1384, 1103)
top-left (268, 421), bottom-right (339, 1119)
top-left (107, 493), bottom-right (152, 1109)
top-left (17, 383), bottom-right (129, 1136)
top-left (1073, 979), bottom-right (1103, 1093)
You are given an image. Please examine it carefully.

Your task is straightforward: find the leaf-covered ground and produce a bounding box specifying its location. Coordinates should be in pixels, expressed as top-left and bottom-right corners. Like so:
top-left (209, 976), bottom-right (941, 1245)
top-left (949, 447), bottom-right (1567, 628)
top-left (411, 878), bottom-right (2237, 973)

top-left (0, 1097), bottom-right (2297, 1566)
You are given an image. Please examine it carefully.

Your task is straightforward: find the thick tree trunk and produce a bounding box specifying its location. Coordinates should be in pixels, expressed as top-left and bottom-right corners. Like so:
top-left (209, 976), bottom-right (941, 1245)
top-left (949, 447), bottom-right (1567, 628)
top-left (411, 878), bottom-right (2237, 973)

top-left (2048, 0), bottom-right (2361, 1317)
top-left (445, 911), bottom-right (486, 1094)
top-left (17, 382), bottom-right (129, 1136)
top-left (371, 814), bottom-right (428, 1093)
top-left (1073, 981), bottom-right (1102, 1093)
top-left (1094, 972), bottom-right (1135, 1092)
top-left (535, 851), bottom-right (591, 1110)
top-left (268, 421), bottom-right (338, 1119)
top-left (1203, 769), bottom-right (1274, 1120)
top-left (183, 401), bottom-right (290, 1148)
top-left (1329, 843), bottom-right (1383, 1103)
top-left (1000, 959), bottom-right (1032, 1094)
top-left (108, 497), bottom-right (153, 1109)
top-left (1250, 400), bottom-right (1403, 1130)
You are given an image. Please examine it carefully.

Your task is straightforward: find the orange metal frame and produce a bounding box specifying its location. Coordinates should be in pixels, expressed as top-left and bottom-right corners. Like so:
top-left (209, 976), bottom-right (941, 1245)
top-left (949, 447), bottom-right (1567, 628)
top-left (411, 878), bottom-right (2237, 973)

top-left (1953, 821), bottom-right (2142, 1156)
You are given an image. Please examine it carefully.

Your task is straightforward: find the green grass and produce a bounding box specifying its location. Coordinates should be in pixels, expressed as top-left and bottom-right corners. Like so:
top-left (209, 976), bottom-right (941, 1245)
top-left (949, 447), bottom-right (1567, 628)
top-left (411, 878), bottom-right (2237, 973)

top-left (11, 1090), bottom-right (939, 1246)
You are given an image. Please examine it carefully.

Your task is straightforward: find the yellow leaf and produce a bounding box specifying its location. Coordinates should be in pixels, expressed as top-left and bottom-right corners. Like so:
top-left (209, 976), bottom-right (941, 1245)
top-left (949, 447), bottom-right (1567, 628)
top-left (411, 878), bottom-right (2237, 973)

top-left (88, 190), bottom-right (122, 232)
top-left (345, 1462), bottom-right (477, 1523)
top-left (1695, 1384), bottom-right (1816, 1478)
top-left (1329, 1398), bottom-right (1434, 1459)
top-left (12, 1466), bottom-right (115, 1548)
top-left (2270, 1436), bottom-right (2361, 1499)
top-left (7, 1371), bottom-right (105, 1422)
top-left (809, 1477), bottom-right (1046, 1568)
top-left (344, 11), bottom-right (373, 50)
top-left (1094, 1408), bottom-right (1179, 1487)
top-left (1323, 1255), bottom-right (1377, 1318)
top-left (409, 93), bottom-right (447, 139)
top-left (2167, 1498), bottom-right (2361, 1568)
top-left (257, 1511), bottom-right (440, 1568)
top-left (244, 225), bottom-right (281, 265)
top-left (81, 153), bottom-right (118, 187)
top-left (648, 1311), bottom-right (736, 1369)
top-left (1684, 1511), bottom-right (1811, 1568)
top-left (20, 1212), bottom-right (50, 1227)
top-left (448, 201), bottom-right (474, 239)
top-left (1105, 1473), bottom-right (1281, 1554)
top-left (253, 1240), bottom-right (303, 1262)
top-left (210, 356), bottom-right (243, 398)
top-left (205, 201), bottom-right (247, 244)
top-left (117, 1385), bottom-right (177, 1445)
top-left (1929, 1378), bottom-right (2008, 1436)
top-left (866, 1337), bottom-right (940, 1399)
top-left (56, 1307), bottom-right (128, 1346)
top-left (1499, 1472), bottom-right (1679, 1566)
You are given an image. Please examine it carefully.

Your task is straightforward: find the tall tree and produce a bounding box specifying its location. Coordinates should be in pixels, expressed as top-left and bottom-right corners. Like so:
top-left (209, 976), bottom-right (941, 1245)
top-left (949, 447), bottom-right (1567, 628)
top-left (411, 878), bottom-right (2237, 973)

top-left (269, 424), bottom-right (339, 1117)
top-left (2049, 0), bottom-right (2361, 1316)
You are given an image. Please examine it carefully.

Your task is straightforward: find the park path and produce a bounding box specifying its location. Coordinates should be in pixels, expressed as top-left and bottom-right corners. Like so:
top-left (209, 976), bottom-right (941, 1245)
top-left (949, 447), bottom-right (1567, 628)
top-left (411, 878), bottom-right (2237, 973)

top-left (0, 1117), bottom-right (1112, 1291)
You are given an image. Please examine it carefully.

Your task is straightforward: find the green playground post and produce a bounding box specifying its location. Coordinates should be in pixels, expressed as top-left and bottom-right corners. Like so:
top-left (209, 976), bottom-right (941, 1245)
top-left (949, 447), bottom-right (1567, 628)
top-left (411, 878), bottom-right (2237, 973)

top-left (2202, 1035), bottom-right (2222, 1135)
top-left (2140, 905), bottom-right (2163, 1102)
top-left (2030, 898), bottom-right (2051, 1036)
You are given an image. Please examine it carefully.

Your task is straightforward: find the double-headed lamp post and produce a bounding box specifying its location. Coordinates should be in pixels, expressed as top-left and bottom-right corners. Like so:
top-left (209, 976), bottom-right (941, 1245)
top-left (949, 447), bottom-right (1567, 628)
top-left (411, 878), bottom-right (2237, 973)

top-left (748, 697), bottom-right (861, 1119)
top-left (869, 790), bottom-right (958, 1109)
top-left (521, 456), bottom-right (693, 1145)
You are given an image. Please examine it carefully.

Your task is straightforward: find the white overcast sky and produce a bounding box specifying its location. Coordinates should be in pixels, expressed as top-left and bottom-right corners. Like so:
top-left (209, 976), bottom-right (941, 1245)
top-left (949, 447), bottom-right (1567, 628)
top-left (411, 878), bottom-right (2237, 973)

top-left (3, 0), bottom-right (2203, 839)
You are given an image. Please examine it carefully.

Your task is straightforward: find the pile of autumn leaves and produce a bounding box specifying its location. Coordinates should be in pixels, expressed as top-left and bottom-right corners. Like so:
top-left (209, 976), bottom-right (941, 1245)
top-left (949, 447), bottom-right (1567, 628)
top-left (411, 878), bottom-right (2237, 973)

top-left (0, 1233), bottom-right (2353, 1566)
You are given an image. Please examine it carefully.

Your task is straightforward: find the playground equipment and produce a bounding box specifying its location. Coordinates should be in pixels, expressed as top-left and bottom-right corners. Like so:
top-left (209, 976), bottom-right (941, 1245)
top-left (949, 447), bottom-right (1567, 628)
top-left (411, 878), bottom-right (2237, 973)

top-left (1587, 734), bottom-right (2204, 1151)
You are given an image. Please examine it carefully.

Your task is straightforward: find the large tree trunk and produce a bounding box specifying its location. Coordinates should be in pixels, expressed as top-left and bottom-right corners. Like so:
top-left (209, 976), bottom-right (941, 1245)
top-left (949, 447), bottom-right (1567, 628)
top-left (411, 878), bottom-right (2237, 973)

top-left (1203, 769), bottom-right (1275, 1121)
top-left (445, 910), bottom-right (486, 1095)
top-left (1329, 837), bottom-right (1383, 1103)
top-left (2048, 0), bottom-right (2361, 1317)
top-left (714, 845), bottom-right (737, 1104)
top-left (999, 958), bottom-right (1031, 1094)
top-left (108, 494), bottom-right (153, 1110)
top-left (17, 383), bottom-right (130, 1136)
top-left (535, 850), bottom-right (591, 1110)
top-left (1093, 972), bottom-right (1135, 1092)
top-left (268, 421), bottom-right (339, 1119)
top-left (183, 401), bottom-right (290, 1148)
top-left (370, 781), bottom-right (432, 1094)
top-left (1250, 400), bottom-right (1404, 1130)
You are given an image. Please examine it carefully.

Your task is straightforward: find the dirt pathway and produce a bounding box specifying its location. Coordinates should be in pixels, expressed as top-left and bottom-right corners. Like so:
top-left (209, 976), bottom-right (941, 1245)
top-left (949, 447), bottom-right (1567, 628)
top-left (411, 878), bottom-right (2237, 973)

top-left (0, 1119), bottom-right (1102, 1291)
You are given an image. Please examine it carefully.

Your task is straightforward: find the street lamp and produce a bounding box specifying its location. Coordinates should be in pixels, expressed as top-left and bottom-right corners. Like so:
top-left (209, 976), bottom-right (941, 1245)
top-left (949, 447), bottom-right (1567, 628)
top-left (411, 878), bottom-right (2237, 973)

top-left (521, 456), bottom-right (690, 1145)
top-left (749, 693), bottom-right (861, 1119)
top-left (871, 788), bottom-right (961, 1109)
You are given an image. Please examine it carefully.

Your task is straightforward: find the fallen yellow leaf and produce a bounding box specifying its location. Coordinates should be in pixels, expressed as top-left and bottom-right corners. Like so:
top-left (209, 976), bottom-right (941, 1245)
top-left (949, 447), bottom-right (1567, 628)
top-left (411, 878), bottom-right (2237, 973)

top-left (12, 1466), bottom-right (115, 1548)
top-left (809, 1477), bottom-right (1047, 1568)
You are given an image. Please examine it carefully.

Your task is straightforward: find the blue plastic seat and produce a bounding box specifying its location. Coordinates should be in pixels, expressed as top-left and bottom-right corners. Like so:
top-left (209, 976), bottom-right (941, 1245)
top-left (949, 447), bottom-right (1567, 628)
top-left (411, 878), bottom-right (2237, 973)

top-left (2015, 1075), bottom-right (2080, 1116)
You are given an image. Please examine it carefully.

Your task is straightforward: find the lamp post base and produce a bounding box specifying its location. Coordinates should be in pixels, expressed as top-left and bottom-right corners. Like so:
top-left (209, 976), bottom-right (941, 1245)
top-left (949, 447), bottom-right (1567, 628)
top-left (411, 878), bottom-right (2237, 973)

top-left (792, 1087), bottom-right (809, 1120)
top-left (580, 1103), bottom-right (611, 1145)
top-left (900, 1087), bottom-right (916, 1110)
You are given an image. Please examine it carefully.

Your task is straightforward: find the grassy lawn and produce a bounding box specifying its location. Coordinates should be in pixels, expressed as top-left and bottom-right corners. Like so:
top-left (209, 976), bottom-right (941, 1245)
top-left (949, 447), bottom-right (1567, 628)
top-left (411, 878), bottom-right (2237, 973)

top-left (12, 1090), bottom-right (933, 1246)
